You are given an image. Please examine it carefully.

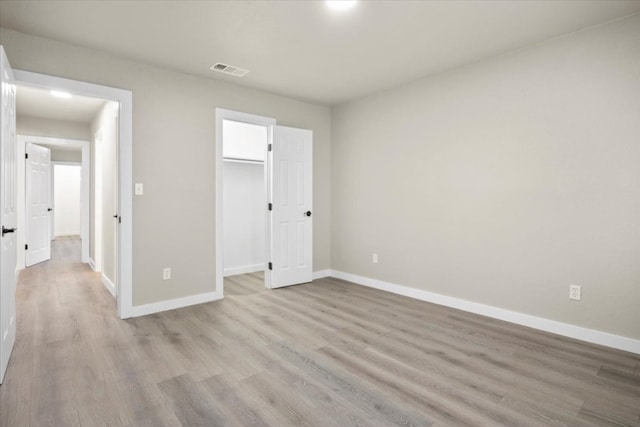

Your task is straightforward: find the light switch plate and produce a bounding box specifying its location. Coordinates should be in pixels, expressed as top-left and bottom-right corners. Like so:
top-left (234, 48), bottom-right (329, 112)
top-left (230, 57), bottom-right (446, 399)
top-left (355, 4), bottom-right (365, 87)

top-left (135, 183), bottom-right (144, 195)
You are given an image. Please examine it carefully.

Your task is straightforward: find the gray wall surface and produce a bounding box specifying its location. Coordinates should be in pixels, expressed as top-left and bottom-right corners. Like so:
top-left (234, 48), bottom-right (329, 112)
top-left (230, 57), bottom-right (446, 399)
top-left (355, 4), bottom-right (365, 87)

top-left (17, 114), bottom-right (90, 141)
top-left (331, 14), bottom-right (640, 340)
top-left (51, 149), bottom-right (81, 163)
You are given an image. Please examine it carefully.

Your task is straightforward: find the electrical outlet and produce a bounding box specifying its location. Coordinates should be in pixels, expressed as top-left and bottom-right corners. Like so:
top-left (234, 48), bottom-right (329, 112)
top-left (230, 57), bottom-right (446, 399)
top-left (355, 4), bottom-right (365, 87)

top-left (135, 183), bottom-right (144, 196)
top-left (372, 253), bottom-right (378, 264)
top-left (569, 284), bottom-right (581, 301)
top-left (163, 268), bottom-right (171, 280)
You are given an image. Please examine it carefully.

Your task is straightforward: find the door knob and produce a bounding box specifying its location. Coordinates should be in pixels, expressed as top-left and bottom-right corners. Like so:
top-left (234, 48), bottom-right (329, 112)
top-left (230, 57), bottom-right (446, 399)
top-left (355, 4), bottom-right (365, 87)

top-left (47, 208), bottom-right (53, 212)
top-left (2, 226), bottom-right (16, 236)
top-left (305, 211), bottom-right (312, 217)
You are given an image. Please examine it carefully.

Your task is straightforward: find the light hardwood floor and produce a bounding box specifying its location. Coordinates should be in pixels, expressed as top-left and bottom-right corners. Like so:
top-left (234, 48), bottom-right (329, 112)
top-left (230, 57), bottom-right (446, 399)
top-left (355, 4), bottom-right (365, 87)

top-left (1, 237), bottom-right (639, 426)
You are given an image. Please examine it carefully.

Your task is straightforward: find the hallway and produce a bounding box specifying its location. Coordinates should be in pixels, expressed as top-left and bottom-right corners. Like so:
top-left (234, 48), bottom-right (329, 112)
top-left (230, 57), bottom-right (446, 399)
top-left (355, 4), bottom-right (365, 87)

top-left (1, 237), bottom-right (120, 426)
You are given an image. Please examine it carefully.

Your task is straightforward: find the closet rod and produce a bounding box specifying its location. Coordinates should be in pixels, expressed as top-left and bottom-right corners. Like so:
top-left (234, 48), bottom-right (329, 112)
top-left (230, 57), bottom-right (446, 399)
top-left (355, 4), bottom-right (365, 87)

top-left (223, 157), bottom-right (264, 164)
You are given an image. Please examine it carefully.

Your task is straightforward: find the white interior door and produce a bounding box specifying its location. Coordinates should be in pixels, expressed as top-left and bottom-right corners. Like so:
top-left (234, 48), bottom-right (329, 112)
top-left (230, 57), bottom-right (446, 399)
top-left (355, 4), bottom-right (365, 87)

top-left (26, 143), bottom-right (51, 267)
top-left (0, 46), bottom-right (17, 384)
top-left (270, 125), bottom-right (313, 288)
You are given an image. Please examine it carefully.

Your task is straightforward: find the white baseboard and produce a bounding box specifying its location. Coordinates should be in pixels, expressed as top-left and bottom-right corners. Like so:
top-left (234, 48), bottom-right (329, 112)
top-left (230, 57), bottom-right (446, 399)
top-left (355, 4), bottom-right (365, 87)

top-left (131, 291), bottom-right (223, 318)
top-left (224, 263), bottom-right (265, 277)
top-left (313, 269), bottom-right (331, 280)
top-left (88, 258), bottom-right (97, 272)
top-left (101, 273), bottom-right (116, 298)
top-left (330, 270), bottom-right (640, 355)
top-left (55, 232), bottom-right (80, 237)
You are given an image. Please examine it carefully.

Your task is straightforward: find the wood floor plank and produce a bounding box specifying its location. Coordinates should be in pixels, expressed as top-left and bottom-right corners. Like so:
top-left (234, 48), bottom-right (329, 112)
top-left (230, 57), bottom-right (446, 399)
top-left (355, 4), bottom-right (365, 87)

top-left (267, 341), bottom-right (434, 426)
top-left (1, 237), bottom-right (638, 426)
top-left (157, 373), bottom-right (226, 427)
top-left (200, 374), bottom-right (271, 427)
top-left (241, 370), bottom-right (345, 427)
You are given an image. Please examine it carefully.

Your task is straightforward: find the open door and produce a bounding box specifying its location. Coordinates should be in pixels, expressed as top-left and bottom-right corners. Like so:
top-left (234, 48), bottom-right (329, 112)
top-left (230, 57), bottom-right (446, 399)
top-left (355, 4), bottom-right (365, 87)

top-left (0, 46), bottom-right (17, 384)
top-left (269, 125), bottom-right (313, 288)
top-left (25, 142), bottom-right (51, 267)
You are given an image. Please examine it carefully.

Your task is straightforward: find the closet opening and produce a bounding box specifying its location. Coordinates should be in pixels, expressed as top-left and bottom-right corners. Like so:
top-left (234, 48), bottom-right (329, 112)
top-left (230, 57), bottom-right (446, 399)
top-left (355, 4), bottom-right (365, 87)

top-left (219, 114), bottom-right (272, 296)
top-left (223, 119), bottom-right (267, 277)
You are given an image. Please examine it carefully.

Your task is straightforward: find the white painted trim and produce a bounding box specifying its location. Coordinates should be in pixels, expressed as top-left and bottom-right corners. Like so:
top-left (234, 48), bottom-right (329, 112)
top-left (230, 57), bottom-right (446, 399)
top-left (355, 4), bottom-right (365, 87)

top-left (16, 136), bottom-right (90, 271)
top-left (93, 130), bottom-right (103, 273)
top-left (101, 273), bottom-right (116, 298)
top-left (88, 257), bottom-right (97, 272)
top-left (131, 291), bottom-right (223, 318)
top-left (224, 263), bottom-right (265, 277)
top-left (54, 232), bottom-right (81, 237)
top-left (313, 270), bottom-right (331, 280)
top-left (50, 156), bottom-right (55, 241)
top-left (14, 70), bottom-right (134, 319)
top-left (330, 270), bottom-right (640, 355)
top-left (49, 161), bottom-right (81, 165)
top-left (215, 108), bottom-right (276, 298)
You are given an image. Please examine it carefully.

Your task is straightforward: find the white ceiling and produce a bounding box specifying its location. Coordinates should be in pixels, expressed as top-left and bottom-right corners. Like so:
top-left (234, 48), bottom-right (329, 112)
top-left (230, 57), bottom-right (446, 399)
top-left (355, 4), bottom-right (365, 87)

top-left (2, 1), bottom-right (639, 105)
top-left (16, 85), bottom-right (105, 123)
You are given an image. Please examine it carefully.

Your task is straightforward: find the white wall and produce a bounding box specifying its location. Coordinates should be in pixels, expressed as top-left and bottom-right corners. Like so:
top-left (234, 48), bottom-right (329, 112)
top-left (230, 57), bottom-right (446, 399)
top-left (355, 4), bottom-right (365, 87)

top-left (53, 164), bottom-right (81, 236)
top-left (90, 101), bottom-right (118, 286)
top-left (223, 162), bottom-right (265, 275)
top-left (331, 14), bottom-right (640, 340)
top-left (222, 120), bottom-right (267, 161)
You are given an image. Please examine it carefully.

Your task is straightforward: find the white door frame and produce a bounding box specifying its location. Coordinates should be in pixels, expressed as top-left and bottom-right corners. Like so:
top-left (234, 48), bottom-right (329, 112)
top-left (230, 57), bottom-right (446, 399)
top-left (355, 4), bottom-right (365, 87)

top-left (17, 136), bottom-right (89, 269)
top-left (93, 130), bottom-right (103, 273)
top-left (14, 70), bottom-right (133, 319)
top-left (215, 108), bottom-right (275, 297)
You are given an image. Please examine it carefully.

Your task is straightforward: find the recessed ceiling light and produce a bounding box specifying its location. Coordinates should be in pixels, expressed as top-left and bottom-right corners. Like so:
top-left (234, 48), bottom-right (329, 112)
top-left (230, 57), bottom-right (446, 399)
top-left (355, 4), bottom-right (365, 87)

top-left (326, 0), bottom-right (357, 11)
top-left (50, 90), bottom-right (72, 99)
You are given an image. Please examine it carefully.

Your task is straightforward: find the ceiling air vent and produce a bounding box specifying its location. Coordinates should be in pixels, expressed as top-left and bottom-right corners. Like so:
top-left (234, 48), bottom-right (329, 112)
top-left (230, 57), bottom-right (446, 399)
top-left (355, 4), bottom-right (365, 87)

top-left (210, 62), bottom-right (249, 77)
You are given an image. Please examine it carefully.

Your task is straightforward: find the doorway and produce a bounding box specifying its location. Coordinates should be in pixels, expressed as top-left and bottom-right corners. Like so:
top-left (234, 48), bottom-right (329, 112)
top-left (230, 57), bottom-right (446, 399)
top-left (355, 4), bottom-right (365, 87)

top-left (12, 68), bottom-right (133, 319)
top-left (217, 110), bottom-right (274, 297)
top-left (215, 108), bottom-right (314, 297)
top-left (222, 119), bottom-right (268, 278)
top-left (16, 95), bottom-right (120, 297)
top-left (52, 163), bottom-right (82, 239)
top-left (17, 135), bottom-right (90, 269)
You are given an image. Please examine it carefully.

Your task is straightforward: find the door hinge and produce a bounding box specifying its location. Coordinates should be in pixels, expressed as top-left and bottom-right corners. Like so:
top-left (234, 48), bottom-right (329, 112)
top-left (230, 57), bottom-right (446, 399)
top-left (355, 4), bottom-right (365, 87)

top-left (268, 262), bottom-right (272, 270)
top-left (25, 153), bottom-right (28, 159)
top-left (25, 244), bottom-right (28, 250)
top-left (268, 144), bottom-right (272, 152)
top-left (268, 203), bottom-right (272, 211)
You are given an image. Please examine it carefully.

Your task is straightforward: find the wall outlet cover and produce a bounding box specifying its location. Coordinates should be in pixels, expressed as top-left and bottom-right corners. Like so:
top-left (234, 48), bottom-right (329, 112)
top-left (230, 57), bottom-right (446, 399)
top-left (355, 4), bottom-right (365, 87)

top-left (569, 284), bottom-right (581, 301)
